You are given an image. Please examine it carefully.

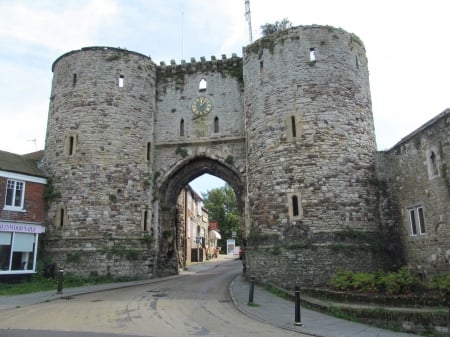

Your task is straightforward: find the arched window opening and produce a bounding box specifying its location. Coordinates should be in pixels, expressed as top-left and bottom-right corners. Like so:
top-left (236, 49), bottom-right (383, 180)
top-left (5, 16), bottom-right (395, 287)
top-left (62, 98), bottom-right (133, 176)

top-left (430, 151), bottom-right (438, 176)
top-left (199, 78), bottom-right (207, 91)
top-left (119, 75), bottom-right (124, 88)
top-left (180, 119), bottom-right (185, 137)
top-left (214, 116), bottom-right (219, 133)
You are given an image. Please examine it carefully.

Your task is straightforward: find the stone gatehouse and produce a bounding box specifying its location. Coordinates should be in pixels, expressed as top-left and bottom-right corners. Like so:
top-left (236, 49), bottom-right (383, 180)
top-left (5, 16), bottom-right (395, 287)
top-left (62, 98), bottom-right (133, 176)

top-left (40, 25), bottom-right (449, 287)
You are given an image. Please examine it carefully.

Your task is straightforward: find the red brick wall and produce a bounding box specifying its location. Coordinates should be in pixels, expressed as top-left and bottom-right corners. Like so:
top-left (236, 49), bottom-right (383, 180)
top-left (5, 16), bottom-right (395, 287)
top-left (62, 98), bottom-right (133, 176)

top-left (0, 177), bottom-right (47, 223)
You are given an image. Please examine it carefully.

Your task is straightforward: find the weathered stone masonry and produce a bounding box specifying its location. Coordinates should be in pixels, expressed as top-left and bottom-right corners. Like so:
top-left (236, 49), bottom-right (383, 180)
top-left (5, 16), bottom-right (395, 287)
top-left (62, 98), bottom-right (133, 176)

top-left (41, 25), bottom-right (449, 286)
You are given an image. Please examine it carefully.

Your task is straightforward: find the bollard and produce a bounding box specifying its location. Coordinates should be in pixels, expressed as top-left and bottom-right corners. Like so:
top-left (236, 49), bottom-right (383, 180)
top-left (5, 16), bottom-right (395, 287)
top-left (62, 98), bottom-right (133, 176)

top-left (294, 285), bottom-right (303, 326)
top-left (57, 269), bottom-right (64, 294)
top-left (248, 277), bottom-right (255, 305)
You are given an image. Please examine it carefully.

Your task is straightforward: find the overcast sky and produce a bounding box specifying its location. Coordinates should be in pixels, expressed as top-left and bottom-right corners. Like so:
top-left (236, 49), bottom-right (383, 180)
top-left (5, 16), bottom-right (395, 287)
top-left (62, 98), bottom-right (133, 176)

top-left (0, 0), bottom-right (448, 192)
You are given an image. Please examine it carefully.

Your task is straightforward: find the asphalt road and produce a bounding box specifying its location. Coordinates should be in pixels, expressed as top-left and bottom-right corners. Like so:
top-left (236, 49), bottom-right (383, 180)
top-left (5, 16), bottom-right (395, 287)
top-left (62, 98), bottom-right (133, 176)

top-left (0, 259), bottom-right (307, 337)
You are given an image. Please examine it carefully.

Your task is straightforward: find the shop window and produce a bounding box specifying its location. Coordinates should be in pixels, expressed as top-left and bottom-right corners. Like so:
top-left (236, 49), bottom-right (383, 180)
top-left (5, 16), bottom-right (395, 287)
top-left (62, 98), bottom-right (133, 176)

top-left (4, 179), bottom-right (25, 210)
top-left (0, 232), bottom-right (12, 271)
top-left (0, 232), bottom-right (36, 272)
top-left (408, 206), bottom-right (426, 236)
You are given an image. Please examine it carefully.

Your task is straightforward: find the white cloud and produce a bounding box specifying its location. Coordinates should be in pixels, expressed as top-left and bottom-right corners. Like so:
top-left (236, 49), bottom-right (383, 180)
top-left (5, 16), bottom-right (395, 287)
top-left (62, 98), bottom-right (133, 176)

top-left (0, 0), bottom-right (120, 53)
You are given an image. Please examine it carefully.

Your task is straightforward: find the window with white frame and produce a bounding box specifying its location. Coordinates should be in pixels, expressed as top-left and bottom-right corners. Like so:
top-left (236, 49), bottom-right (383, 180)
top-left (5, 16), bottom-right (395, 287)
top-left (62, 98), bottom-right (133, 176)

top-left (408, 206), bottom-right (426, 236)
top-left (4, 179), bottom-right (25, 210)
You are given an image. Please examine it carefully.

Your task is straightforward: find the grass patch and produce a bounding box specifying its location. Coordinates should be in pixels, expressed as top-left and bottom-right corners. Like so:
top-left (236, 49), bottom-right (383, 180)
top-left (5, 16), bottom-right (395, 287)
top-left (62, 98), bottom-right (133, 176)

top-left (247, 302), bottom-right (260, 307)
top-left (0, 273), bottom-right (136, 296)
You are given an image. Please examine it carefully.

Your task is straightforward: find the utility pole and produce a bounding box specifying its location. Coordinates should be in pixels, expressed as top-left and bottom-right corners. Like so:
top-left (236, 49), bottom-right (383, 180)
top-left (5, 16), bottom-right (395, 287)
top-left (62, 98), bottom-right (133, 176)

top-left (244, 0), bottom-right (253, 43)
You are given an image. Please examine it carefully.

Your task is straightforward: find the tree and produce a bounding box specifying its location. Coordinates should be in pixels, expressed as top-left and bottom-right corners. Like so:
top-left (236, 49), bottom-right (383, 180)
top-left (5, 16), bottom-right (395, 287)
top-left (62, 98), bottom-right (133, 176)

top-left (202, 185), bottom-right (242, 251)
top-left (260, 18), bottom-right (292, 36)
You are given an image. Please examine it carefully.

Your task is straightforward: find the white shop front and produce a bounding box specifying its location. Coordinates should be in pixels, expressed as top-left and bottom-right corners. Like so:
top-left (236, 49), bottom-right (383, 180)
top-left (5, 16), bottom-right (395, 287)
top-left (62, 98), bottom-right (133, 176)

top-left (0, 222), bottom-right (45, 275)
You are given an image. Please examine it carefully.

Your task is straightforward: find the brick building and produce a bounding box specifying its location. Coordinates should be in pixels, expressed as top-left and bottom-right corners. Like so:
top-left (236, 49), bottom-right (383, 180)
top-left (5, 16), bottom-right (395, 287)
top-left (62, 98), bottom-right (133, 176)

top-left (0, 150), bottom-right (47, 277)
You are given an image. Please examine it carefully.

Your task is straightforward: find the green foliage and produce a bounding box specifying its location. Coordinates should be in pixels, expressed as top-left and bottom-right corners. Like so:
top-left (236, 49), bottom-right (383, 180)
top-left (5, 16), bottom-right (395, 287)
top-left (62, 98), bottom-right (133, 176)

top-left (430, 274), bottom-right (450, 297)
top-left (382, 268), bottom-right (417, 295)
top-left (105, 54), bottom-right (120, 61)
top-left (43, 176), bottom-right (61, 202)
top-left (225, 155), bottom-right (234, 165)
top-left (108, 193), bottom-right (117, 202)
top-left (175, 146), bottom-right (188, 158)
top-left (260, 18), bottom-right (292, 36)
top-left (0, 272), bottom-right (136, 296)
top-left (202, 184), bottom-right (241, 249)
top-left (329, 268), bottom-right (421, 295)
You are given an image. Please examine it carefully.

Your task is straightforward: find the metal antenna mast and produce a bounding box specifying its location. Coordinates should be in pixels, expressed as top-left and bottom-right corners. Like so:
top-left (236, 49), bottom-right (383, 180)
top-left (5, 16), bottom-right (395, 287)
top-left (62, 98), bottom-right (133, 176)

top-left (245, 0), bottom-right (253, 42)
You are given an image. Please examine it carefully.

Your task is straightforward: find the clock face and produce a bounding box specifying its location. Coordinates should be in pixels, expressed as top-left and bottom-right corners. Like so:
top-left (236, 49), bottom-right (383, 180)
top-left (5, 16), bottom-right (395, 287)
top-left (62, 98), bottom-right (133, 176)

top-left (191, 96), bottom-right (212, 116)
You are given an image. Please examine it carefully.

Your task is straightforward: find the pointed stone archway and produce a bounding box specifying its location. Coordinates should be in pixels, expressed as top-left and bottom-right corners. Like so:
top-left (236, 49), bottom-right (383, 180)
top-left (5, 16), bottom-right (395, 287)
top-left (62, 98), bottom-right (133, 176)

top-left (155, 155), bottom-right (246, 275)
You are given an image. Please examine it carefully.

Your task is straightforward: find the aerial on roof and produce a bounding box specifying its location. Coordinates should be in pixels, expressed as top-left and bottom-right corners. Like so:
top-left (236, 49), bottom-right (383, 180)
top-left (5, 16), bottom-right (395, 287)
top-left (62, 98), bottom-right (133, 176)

top-left (0, 150), bottom-right (46, 178)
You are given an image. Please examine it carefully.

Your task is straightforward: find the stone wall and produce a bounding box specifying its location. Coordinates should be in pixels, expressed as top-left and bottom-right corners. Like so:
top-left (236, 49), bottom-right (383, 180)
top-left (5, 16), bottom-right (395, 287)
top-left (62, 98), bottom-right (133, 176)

top-left (43, 47), bottom-right (157, 277)
top-left (244, 25), bottom-right (381, 286)
top-left (377, 109), bottom-right (450, 276)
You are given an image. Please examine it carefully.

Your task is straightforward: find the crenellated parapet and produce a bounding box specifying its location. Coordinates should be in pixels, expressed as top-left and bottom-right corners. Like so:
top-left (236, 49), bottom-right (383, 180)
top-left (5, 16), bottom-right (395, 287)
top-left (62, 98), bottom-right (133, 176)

top-left (157, 53), bottom-right (243, 78)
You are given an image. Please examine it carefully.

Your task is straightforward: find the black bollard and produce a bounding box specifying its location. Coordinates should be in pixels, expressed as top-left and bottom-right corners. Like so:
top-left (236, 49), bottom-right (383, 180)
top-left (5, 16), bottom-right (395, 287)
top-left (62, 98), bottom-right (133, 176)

top-left (248, 277), bottom-right (255, 305)
top-left (294, 285), bottom-right (303, 326)
top-left (57, 269), bottom-right (64, 294)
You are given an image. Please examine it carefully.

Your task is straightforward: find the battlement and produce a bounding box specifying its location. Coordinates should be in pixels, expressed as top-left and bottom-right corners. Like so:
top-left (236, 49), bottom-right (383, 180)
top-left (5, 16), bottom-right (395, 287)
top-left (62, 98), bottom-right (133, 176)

top-left (157, 53), bottom-right (242, 76)
top-left (51, 46), bottom-right (153, 72)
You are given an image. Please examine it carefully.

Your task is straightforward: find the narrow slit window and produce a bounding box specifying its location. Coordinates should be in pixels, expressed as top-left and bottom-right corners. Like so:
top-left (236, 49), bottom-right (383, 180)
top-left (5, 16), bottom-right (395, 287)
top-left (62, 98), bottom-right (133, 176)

top-left (291, 116), bottom-right (297, 138)
top-left (68, 136), bottom-right (75, 156)
top-left (73, 73), bottom-right (77, 87)
top-left (292, 195), bottom-right (299, 217)
top-left (260, 60), bottom-right (264, 71)
top-left (146, 142), bottom-right (151, 161)
top-left (143, 210), bottom-right (148, 232)
top-left (180, 119), bottom-right (185, 137)
top-left (119, 75), bottom-right (124, 87)
top-left (355, 55), bottom-right (359, 69)
top-left (309, 48), bottom-right (316, 62)
top-left (430, 151), bottom-right (438, 176)
top-left (199, 78), bottom-right (207, 91)
top-left (59, 208), bottom-right (65, 227)
top-left (214, 116), bottom-right (219, 133)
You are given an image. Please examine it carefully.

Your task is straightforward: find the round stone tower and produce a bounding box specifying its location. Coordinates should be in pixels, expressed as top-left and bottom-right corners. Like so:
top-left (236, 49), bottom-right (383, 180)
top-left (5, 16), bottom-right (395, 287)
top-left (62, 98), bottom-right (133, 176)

top-left (244, 26), bottom-right (380, 287)
top-left (43, 47), bottom-right (156, 277)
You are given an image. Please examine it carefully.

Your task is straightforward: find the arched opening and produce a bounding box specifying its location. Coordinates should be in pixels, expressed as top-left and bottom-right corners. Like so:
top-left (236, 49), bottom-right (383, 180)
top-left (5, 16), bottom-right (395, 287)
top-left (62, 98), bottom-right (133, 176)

top-left (155, 156), bottom-right (245, 275)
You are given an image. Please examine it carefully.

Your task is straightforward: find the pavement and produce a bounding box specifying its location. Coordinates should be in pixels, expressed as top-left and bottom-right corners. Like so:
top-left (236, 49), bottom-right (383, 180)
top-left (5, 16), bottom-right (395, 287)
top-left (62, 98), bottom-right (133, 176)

top-left (0, 256), bottom-right (431, 337)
